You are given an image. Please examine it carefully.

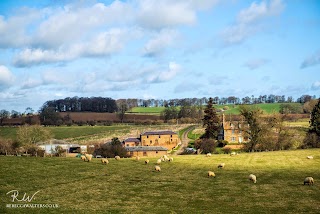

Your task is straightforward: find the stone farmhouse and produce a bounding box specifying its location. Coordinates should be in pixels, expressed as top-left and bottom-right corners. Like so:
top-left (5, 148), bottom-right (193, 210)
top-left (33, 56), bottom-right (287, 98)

top-left (218, 114), bottom-right (249, 143)
top-left (123, 130), bottom-right (180, 157)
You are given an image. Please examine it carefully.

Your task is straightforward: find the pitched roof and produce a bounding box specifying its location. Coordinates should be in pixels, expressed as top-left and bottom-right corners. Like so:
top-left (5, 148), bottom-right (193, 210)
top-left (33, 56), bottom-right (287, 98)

top-left (125, 146), bottom-right (168, 152)
top-left (141, 130), bottom-right (177, 136)
top-left (124, 138), bottom-right (140, 142)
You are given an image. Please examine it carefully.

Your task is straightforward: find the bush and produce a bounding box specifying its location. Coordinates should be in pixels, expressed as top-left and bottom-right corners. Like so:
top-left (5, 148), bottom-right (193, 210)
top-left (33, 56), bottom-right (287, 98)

top-left (223, 106), bottom-right (229, 110)
top-left (217, 140), bottom-right (228, 147)
top-left (222, 147), bottom-right (232, 154)
top-left (194, 138), bottom-right (216, 154)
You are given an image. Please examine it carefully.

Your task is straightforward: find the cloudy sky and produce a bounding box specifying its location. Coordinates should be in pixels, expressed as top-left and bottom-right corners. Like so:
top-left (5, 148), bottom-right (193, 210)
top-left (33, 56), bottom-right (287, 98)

top-left (0, 0), bottom-right (319, 112)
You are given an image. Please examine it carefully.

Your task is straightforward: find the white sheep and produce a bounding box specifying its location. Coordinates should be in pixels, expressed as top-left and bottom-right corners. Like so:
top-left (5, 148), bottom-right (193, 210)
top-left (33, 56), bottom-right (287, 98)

top-left (136, 156), bottom-right (140, 161)
top-left (156, 159), bottom-right (162, 164)
top-left (218, 163), bottom-right (225, 169)
top-left (163, 155), bottom-right (169, 161)
top-left (304, 177), bottom-right (314, 185)
top-left (206, 153), bottom-right (212, 157)
top-left (101, 158), bottom-right (109, 164)
top-left (115, 156), bottom-right (120, 160)
top-left (155, 165), bottom-right (161, 172)
top-left (307, 156), bottom-right (313, 159)
top-left (248, 174), bottom-right (257, 183)
top-left (169, 157), bottom-right (173, 162)
top-left (208, 171), bottom-right (215, 177)
top-left (145, 159), bottom-right (149, 164)
top-left (230, 152), bottom-right (237, 156)
top-left (85, 154), bottom-right (93, 162)
top-left (80, 155), bottom-right (86, 161)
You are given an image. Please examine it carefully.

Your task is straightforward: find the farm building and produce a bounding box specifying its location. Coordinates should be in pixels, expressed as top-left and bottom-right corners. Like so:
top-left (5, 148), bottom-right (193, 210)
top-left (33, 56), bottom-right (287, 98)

top-left (126, 146), bottom-right (168, 157)
top-left (218, 114), bottom-right (249, 143)
top-left (140, 131), bottom-right (180, 150)
top-left (123, 130), bottom-right (179, 157)
top-left (38, 143), bottom-right (87, 157)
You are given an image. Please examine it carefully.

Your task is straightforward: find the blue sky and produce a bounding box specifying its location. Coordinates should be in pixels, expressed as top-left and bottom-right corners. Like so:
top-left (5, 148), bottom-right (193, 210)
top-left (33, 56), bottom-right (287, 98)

top-left (0, 0), bottom-right (319, 112)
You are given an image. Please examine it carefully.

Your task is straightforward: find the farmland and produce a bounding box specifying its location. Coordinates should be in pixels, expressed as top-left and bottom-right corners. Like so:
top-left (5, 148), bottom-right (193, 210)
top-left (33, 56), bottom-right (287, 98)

top-left (0, 124), bottom-right (189, 144)
top-left (1, 149), bottom-right (320, 213)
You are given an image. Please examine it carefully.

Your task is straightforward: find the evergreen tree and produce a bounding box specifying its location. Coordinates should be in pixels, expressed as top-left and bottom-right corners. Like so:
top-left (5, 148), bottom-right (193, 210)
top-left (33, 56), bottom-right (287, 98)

top-left (201, 97), bottom-right (220, 139)
top-left (310, 98), bottom-right (320, 136)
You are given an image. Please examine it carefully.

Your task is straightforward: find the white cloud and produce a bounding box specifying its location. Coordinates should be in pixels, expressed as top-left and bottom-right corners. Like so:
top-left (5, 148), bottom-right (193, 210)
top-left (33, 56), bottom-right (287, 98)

top-left (21, 78), bottom-right (42, 89)
top-left (244, 58), bottom-right (269, 70)
top-left (0, 65), bottom-right (15, 88)
top-left (301, 50), bottom-right (320, 69)
top-left (146, 62), bottom-right (182, 83)
top-left (143, 29), bottom-right (179, 57)
top-left (311, 81), bottom-right (320, 90)
top-left (221, 0), bottom-right (285, 45)
top-left (13, 28), bottom-right (129, 66)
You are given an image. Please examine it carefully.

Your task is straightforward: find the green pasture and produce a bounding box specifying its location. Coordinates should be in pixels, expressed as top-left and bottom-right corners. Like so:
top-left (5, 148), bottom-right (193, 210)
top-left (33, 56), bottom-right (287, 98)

top-left (130, 103), bottom-right (300, 115)
top-left (1, 149), bottom-right (319, 213)
top-left (0, 124), bottom-right (186, 143)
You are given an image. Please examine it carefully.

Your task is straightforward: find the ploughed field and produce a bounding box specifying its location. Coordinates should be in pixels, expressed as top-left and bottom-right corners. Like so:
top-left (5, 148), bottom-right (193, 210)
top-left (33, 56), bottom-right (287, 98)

top-left (1, 149), bottom-right (320, 213)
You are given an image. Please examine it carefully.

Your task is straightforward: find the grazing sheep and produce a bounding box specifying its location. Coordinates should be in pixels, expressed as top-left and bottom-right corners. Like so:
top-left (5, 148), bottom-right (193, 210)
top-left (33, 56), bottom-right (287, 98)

top-left (80, 155), bottom-right (86, 161)
top-left (248, 174), bottom-right (257, 183)
top-left (169, 157), bottom-right (173, 162)
top-left (136, 156), bottom-right (140, 161)
top-left (230, 152), bottom-right (237, 156)
top-left (206, 153), bottom-right (212, 157)
top-left (85, 154), bottom-right (93, 162)
top-left (208, 171), bottom-right (215, 177)
top-left (218, 163), bottom-right (225, 169)
top-left (115, 156), bottom-right (120, 160)
top-left (163, 155), bottom-right (169, 161)
top-left (155, 165), bottom-right (161, 172)
top-left (145, 159), bottom-right (149, 164)
top-left (304, 177), bottom-right (314, 185)
top-left (101, 158), bottom-right (109, 164)
top-left (157, 159), bottom-right (162, 164)
top-left (307, 156), bottom-right (314, 159)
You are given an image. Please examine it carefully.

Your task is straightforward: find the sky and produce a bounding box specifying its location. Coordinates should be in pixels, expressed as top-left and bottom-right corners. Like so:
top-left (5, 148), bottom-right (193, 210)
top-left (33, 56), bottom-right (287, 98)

top-left (0, 0), bottom-right (319, 113)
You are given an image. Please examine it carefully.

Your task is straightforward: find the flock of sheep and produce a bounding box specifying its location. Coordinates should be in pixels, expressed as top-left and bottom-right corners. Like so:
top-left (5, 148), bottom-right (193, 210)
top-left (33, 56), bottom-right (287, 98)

top-left (79, 153), bottom-right (315, 186)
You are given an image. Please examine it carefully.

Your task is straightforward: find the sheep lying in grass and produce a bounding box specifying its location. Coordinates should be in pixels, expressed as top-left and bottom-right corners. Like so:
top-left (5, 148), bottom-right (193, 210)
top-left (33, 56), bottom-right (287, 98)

top-left (208, 171), bottom-right (215, 177)
top-left (80, 155), bottom-right (86, 161)
top-left (230, 152), bottom-right (237, 156)
top-left (136, 156), bottom-right (140, 161)
top-left (169, 157), bottom-right (173, 162)
top-left (249, 174), bottom-right (257, 183)
top-left (101, 158), bottom-right (109, 164)
top-left (145, 159), bottom-right (149, 164)
top-left (85, 154), bottom-right (93, 162)
top-left (155, 165), bottom-right (161, 172)
top-left (206, 153), bottom-right (212, 157)
top-left (307, 156), bottom-right (314, 159)
top-left (304, 177), bottom-right (314, 185)
top-left (115, 156), bottom-right (120, 160)
top-left (156, 159), bottom-right (162, 164)
top-left (218, 163), bottom-right (225, 169)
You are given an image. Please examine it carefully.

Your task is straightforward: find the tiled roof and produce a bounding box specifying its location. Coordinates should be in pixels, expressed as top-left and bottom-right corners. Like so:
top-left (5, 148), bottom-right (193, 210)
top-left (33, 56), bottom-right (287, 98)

top-left (125, 146), bottom-right (168, 152)
top-left (141, 130), bottom-right (177, 136)
top-left (124, 138), bottom-right (140, 142)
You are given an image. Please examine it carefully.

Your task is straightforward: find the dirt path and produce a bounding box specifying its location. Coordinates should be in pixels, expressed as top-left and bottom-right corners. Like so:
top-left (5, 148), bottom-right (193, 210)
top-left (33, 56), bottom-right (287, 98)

top-left (174, 125), bottom-right (196, 155)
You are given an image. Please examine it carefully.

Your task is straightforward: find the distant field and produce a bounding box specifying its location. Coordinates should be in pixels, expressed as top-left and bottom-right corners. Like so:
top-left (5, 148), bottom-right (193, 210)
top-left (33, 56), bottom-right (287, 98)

top-left (0, 124), bottom-right (189, 144)
top-left (130, 103), bottom-right (303, 115)
top-left (1, 149), bottom-right (319, 213)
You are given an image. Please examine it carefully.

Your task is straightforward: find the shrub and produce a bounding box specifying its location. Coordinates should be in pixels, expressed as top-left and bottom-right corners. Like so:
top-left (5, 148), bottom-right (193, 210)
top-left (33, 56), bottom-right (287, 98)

top-left (217, 140), bottom-right (228, 147)
top-left (223, 106), bottom-right (229, 110)
top-left (222, 147), bottom-right (232, 154)
top-left (194, 139), bottom-right (216, 154)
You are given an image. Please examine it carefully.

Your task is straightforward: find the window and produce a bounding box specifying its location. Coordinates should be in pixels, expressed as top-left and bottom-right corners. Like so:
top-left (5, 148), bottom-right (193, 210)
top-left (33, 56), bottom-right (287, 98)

top-left (155, 139), bottom-right (158, 144)
top-left (232, 129), bottom-right (235, 134)
top-left (130, 151), bottom-right (133, 156)
top-left (231, 137), bottom-right (236, 142)
top-left (159, 135), bottom-right (161, 138)
top-left (143, 152), bottom-right (147, 156)
top-left (150, 140), bottom-right (152, 144)
top-left (147, 135), bottom-right (149, 138)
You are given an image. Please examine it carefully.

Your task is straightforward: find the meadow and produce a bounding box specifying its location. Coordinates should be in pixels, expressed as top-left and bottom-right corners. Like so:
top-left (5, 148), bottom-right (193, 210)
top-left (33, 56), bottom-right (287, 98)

top-left (0, 124), bottom-right (189, 144)
top-left (1, 149), bottom-right (319, 213)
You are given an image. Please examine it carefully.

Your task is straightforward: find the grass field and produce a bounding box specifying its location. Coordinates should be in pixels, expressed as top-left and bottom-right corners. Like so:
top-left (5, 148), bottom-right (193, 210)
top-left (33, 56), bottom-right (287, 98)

top-left (1, 149), bottom-right (319, 213)
top-left (0, 124), bottom-right (189, 143)
top-left (130, 103), bottom-right (303, 115)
